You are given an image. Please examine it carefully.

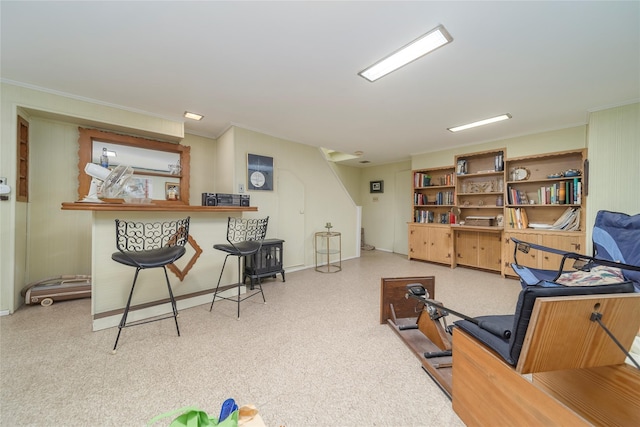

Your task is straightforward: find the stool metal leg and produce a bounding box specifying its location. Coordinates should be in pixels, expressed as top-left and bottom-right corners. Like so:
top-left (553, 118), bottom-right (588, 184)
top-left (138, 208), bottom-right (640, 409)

top-left (236, 255), bottom-right (242, 318)
top-left (210, 249), bottom-right (267, 318)
top-left (113, 266), bottom-right (181, 353)
top-left (210, 254), bottom-right (231, 312)
top-left (113, 268), bottom-right (141, 352)
top-left (257, 276), bottom-right (266, 303)
top-left (162, 266), bottom-right (180, 336)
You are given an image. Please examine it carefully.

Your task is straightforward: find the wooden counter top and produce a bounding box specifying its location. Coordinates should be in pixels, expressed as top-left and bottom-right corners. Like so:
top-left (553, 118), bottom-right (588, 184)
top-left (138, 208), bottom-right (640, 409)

top-left (61, 202), bottom-right (257, 212)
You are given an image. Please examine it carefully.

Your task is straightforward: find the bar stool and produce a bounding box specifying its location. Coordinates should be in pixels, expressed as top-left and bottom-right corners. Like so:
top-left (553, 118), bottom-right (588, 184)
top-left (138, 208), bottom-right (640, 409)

top-left (210, 216), bottom-right (269, 318)
top-left (111, 217), bottom-right (190, 353)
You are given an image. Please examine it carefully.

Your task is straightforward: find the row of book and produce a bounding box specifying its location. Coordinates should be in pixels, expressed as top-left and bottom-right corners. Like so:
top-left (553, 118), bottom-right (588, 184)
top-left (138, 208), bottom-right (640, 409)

top-left (507, 179), bottom-right (582, 205)
top-left (505, 207), bottom-right (530, 229)
top-left (505, 207), bottom-right (581, 231)
top-left (414, 210), bottom-right (454, 224)
top-left (414, 191), bottom-right (454, 206)
top-left (414, 172), bottom-right (455, 187)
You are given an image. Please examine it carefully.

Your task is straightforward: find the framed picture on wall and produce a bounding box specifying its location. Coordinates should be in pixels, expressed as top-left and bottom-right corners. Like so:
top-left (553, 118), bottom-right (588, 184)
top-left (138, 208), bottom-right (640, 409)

top-left (247, 153), bottom-right (274, 191)
top-left (165, 182), bottom-right (180, 200)
top-left (370, 180), bottom-right (384, 193)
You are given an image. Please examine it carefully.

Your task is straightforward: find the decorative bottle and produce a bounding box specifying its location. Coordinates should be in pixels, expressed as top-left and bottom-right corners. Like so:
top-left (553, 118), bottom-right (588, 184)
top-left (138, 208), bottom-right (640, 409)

top-left (100, 147), bottom-right (109, 168)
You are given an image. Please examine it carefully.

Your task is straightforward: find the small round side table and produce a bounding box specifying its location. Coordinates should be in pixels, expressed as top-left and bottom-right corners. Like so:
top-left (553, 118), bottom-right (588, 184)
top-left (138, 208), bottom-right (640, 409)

top-left (314, 231), bottom-right (342, 273)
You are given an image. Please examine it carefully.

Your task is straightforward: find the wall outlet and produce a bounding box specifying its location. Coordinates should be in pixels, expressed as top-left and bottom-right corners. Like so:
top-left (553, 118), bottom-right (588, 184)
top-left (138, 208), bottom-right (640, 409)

top-left (238, 183), bottom-right (245, 193)
top-left (0, 177), bottom-right (6, 186)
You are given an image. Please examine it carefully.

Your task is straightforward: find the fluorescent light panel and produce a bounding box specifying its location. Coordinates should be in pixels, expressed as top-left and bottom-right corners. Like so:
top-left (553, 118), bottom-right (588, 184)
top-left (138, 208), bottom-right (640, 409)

top-left (184, 111), bottom-right (204, 121)
top-left (448, 114), bottom-right (512, 133)
top-left (359, 25), bottom-right (453, 82)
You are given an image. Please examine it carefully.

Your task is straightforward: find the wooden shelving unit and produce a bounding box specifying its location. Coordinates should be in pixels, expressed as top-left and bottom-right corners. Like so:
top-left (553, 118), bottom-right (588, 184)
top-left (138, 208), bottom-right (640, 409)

top-left (454, 148), bottom-right (506, 228)
top-left (452, 149), bottom-right (506, 272)
top-left (407, 147), bottom-right (587, 276)
top-left (409, 166), bottom-right (455, 266)
top-left (502, 148), bottom-right (587, 276)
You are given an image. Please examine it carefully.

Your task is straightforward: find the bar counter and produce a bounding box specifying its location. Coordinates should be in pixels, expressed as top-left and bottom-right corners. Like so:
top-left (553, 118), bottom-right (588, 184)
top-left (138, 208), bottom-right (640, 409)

top-left (61, 201), bottom-right (257, 212)
top-left (61, 201), bottom-right (259, 332)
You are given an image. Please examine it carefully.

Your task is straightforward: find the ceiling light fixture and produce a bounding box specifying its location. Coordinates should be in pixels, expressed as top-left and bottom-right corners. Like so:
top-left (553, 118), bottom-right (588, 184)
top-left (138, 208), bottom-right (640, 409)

top-left (448, 114), bottom-right (512, 133)
top-left (184, 111), bottom-right (204, 121)
top-left (358, 25), bottom-right (453, 82)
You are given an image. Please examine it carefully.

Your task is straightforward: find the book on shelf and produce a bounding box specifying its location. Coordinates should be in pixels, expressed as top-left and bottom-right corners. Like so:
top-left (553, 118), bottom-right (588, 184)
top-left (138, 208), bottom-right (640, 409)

top-left (414, 172), bottom-right (454, 187)
top-left (414, 191), bottom-right (454, 206)
top-left (414, 210), bottom-right (436, 223)
top-left (507, 186), bottom-right (529, 205)
top-left (506, 206), bottom-right (581, 231)
top-left (506, 207), bottom-right (529, 229)
top-left (535, 179), bottom-right (581, 205)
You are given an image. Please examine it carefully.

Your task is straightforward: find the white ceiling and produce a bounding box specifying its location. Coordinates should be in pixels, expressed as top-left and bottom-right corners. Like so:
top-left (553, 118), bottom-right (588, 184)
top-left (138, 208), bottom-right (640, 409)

top-left (2, 1), bottom-right (639, 166)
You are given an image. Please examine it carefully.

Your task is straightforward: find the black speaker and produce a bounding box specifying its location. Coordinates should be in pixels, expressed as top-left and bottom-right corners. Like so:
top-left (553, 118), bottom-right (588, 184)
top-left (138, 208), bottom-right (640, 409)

top-left (202, 193), bottom-right (217, 206)
top-left (202, 193), bottom-right (250, 206)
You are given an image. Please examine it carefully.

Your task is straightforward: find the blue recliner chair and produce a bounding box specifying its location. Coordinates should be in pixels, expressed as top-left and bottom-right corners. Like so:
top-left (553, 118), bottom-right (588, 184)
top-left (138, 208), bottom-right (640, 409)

top-left (511, 210), bottom-right (640, 292)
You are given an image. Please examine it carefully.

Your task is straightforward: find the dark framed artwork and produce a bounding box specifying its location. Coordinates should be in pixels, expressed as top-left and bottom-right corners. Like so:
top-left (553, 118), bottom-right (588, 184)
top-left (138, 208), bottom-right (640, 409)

top-left (247, 153), bottom-right (274, 191)
top-left (370, 180), bottom-right (384, 193)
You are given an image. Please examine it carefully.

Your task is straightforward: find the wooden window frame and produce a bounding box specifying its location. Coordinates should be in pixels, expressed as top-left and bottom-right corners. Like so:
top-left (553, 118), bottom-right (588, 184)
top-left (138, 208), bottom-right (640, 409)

top-left (16, 115), bottom-right (29, 202)
top-left (77, 127), bottom-right (190, 204)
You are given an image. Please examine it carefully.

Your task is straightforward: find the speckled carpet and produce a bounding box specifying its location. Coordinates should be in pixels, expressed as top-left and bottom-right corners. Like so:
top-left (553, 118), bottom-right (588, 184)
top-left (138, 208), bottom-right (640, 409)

top-left (1, 250), bottom-right (522, 426)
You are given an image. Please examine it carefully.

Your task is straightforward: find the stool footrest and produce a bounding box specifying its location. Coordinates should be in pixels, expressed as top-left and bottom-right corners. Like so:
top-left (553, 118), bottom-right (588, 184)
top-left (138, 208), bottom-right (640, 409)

top-left (213, 289), bottom-right (265, 304)
top-left (120, 312), bottom-right (179, 330)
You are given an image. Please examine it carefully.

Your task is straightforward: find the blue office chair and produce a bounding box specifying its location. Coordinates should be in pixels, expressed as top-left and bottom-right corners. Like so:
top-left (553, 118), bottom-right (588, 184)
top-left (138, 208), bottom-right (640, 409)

top-left (111, 217), bottom-right (190, 352)
top-left (210, 216), bottom-right (269, 318)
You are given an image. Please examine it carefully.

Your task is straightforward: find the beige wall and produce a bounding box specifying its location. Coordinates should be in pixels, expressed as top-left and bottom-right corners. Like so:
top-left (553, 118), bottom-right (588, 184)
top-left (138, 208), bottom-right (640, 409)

top-left (358, 161), bottom-right (412, 252)
top-left (331, 163), bottom-right (362, 205)
top-left (0, 82), bottom-right (359, 313)
top-left (360, 114), bottom-right (638, 259)
top-left (2, 79), bottom-right (636, 314)
top-left (585, 103), bottom-right (640, 250)
top-left (1, 82), bottom-right (184, 312)
top-left (231, 127), bottom-right (359, 269)
top-left (411, 126), bottom-right (587, 170)
top-left (356, 126), bottom-right (587, 254)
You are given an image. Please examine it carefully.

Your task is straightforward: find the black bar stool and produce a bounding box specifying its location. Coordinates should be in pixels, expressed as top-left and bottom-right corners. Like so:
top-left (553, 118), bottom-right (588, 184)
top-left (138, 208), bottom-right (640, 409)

top-left (111, 217), bottom-right (190, 353)
top-left (210, 216), bottom-right (269, 318)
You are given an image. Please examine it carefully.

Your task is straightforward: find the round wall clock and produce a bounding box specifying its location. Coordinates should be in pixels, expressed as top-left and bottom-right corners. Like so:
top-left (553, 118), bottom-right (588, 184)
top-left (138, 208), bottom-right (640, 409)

top-left (250, 171), bottom-right (266, 188)
top-left (512, 167), bottom-right (530, 181)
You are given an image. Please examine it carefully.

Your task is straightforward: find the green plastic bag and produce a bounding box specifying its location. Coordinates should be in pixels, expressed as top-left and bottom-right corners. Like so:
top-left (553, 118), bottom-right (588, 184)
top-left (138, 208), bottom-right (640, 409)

top-left (147, 406), bottom-right (239, 427)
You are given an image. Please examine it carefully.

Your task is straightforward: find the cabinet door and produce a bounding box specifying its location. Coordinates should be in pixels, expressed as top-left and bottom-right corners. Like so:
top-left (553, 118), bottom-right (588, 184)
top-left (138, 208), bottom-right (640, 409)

top-left (455, 230), bottom-right (478, 267)
top-left (429, 227), bottom-right (452, 265)
top-left (478, 232), bottom-right (502, 271)
top-left (408, 225), bottom-right (429, 260)
top-left (503, 232), bottom-right (540, 276)
top-left (540, 234), bottom-right (583, 271)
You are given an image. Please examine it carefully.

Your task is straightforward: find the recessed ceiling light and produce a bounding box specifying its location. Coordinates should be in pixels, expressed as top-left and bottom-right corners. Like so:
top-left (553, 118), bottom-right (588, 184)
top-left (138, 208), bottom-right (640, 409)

top-left (358, 25), bottom-right (453, 82)
top-left (184, 111), bottom-right (204, 121)
top-left (448, 114), bottom-right (512, 132)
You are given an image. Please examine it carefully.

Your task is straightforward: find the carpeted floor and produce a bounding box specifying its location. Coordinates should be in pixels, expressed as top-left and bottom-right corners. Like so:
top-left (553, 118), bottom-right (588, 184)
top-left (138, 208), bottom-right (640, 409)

top-left (1, 250), bottom-right (522, 426)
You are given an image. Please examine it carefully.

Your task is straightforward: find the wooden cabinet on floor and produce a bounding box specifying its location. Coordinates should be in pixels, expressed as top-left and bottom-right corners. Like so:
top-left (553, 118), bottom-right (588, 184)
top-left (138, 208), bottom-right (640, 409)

top-left (408, 224), bottom-right (452, 266)
top-left (503, 230), bottom-right (583, 277)
top-left (454, 229), bottom-right (502, 272)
